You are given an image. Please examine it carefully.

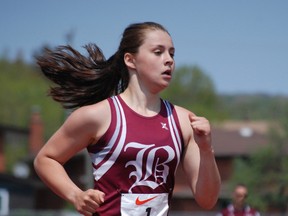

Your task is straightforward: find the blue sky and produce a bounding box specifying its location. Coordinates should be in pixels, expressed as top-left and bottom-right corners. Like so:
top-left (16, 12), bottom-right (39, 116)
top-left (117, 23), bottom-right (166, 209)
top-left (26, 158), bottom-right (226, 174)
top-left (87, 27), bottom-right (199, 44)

top-left (1, 0), bottom-right (288, 95)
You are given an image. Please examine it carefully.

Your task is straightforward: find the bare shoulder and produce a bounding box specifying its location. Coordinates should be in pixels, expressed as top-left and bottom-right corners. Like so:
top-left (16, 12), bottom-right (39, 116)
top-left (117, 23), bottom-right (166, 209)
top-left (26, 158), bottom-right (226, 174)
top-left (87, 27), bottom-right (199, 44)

top-left (63, 99), bottom-right (111, 140)
top-left (174, 105), bottom-right (192, 125)
top-left (72, 99), bottom-right (110, 123)
top-left (173, 105), bottom-right (194, 146)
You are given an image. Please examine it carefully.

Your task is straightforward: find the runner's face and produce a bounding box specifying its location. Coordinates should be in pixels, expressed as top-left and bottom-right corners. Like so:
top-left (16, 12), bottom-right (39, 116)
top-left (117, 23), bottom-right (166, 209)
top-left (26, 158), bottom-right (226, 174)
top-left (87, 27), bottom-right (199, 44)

top-left (133, 29), bottom-right (175, 93)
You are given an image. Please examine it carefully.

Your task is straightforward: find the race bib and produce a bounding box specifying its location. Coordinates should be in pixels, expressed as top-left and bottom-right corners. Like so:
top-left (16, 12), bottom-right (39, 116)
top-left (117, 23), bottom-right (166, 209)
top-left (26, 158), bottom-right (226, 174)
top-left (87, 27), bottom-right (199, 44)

top-left (120, 193), bottom-right (169, 216)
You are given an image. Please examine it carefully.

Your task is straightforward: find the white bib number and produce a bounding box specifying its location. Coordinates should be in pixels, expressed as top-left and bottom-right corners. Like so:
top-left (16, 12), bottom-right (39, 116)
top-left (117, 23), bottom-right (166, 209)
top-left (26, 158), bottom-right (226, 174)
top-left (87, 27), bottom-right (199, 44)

top-left (120, 193), bottom-right (169, 216)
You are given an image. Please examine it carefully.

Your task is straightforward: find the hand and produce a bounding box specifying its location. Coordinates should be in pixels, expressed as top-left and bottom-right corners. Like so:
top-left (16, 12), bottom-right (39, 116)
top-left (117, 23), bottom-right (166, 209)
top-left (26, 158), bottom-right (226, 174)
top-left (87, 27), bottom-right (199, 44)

top-left (188, 112), bottom-right (212, 151)
top-left (74, 189), bottom-right (105, 216)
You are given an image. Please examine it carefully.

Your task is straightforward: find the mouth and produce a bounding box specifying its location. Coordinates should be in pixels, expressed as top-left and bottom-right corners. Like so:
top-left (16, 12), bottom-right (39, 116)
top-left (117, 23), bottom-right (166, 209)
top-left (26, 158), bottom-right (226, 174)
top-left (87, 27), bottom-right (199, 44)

top-left (162, 69), bottom-right (172, 76)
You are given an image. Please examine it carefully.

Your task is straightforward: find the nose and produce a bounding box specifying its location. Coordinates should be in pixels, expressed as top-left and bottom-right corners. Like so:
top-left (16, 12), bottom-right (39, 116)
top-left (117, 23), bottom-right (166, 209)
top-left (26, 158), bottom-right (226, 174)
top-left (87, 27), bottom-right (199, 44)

top-left (164, 53), bottom-right (174, 67)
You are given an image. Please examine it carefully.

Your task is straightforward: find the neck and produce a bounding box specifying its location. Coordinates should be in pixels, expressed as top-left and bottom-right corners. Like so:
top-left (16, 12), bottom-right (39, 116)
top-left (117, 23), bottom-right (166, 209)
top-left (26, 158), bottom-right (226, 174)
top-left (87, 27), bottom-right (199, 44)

top-left (120, 88), bottom-right (161, 117)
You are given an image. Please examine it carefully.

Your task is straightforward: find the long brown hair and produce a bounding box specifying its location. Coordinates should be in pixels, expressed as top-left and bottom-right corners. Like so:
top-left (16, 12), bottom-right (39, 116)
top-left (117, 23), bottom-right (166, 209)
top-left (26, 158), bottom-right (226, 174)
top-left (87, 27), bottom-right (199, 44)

top-left (36, 22), bottom-right (169, 109)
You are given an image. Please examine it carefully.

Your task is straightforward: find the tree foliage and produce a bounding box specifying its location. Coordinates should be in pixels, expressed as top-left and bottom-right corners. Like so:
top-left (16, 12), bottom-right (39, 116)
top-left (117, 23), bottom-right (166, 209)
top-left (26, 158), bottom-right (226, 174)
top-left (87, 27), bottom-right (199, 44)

top-left (0, 59), bottom-right (64, 138)
top-left (220, 94), bottom-right (288, 120)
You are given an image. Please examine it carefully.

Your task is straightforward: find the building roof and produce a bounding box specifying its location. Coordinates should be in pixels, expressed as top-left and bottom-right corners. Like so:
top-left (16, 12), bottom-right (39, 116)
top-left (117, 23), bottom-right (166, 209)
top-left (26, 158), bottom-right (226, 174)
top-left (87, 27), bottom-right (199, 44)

top-left (212, 121), bottom-right (270, 156)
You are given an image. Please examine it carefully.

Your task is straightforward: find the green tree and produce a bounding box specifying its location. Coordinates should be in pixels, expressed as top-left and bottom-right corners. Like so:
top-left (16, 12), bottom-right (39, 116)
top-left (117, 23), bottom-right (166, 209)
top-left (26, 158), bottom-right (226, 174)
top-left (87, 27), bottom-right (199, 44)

top-left (219, 94), bottom-right (288, 120)
top-left (0, 59), bottom-right (64, 138)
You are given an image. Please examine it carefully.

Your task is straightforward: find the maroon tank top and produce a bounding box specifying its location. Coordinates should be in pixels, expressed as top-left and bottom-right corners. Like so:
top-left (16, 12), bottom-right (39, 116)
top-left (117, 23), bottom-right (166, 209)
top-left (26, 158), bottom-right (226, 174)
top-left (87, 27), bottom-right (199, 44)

top-left (87, 95), bottom-right (183, 215)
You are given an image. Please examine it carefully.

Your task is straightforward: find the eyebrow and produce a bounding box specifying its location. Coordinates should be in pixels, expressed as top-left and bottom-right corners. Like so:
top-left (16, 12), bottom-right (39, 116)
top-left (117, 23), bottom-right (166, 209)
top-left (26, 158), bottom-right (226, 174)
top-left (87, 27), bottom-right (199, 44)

top-left (153, 44), bottom-right (175, 51)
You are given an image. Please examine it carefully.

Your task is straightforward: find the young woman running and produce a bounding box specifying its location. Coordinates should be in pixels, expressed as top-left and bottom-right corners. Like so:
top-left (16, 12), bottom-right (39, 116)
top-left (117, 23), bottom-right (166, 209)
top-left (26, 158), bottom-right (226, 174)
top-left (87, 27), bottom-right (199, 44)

top-left (34, 21), bottom-right (221, 216)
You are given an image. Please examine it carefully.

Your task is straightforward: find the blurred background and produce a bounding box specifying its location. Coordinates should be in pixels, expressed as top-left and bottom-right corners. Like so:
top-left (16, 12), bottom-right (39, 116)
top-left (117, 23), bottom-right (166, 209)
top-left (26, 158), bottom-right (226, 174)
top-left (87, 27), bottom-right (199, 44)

top-left (0, 0), bottom-right (288, 215)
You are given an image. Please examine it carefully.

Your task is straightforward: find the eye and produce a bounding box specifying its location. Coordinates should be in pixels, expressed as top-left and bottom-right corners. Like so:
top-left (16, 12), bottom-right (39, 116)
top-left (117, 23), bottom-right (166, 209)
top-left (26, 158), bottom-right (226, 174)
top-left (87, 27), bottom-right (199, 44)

top-left (169, 48), bottom-right (175, 58)
top-left (154, 50), bottom-right (162, 56)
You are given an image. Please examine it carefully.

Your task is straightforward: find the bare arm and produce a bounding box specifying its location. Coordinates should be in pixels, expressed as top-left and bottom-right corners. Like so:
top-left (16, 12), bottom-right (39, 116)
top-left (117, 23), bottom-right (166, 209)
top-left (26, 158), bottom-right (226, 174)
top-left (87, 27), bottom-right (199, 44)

top-left (34, 100), bottom-right (110, 215)
top-left (176, 106), bottom-right (221, 209)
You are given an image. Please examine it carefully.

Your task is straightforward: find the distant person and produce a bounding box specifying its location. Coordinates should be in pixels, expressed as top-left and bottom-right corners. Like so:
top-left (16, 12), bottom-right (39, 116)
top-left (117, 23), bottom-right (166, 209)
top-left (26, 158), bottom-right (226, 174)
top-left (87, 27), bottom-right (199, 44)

top-left (218, 184), bottom-right (260, 216)
top-left (33, 21), bottom-right (221, 216)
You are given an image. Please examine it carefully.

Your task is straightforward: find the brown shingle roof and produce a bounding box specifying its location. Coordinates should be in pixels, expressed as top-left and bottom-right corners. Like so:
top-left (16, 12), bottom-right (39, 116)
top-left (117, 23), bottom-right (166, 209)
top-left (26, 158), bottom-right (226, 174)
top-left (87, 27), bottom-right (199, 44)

top-left (212, 121), bottom-right (270, 156)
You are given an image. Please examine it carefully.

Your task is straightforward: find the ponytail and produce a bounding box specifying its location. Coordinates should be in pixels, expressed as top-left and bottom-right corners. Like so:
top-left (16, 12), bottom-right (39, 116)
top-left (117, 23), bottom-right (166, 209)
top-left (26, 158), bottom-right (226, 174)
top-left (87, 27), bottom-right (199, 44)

top-left (36, 44), bottom-right (128, 109)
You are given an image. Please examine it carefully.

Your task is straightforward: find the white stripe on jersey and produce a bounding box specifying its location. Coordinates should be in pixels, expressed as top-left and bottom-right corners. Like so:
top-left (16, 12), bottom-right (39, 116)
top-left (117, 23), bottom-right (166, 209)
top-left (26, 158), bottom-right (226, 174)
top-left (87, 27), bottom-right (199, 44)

top-left (90, 96), bottom-right (127, 181)
top-left (163, 100), bottom-right (182, 170)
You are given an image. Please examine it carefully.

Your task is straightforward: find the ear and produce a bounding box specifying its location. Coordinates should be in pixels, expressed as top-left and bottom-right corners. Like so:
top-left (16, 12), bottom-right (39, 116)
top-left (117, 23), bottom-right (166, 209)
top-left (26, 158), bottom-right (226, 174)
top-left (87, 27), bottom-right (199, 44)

top-left (124, 53), bottom-right (136, 70)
